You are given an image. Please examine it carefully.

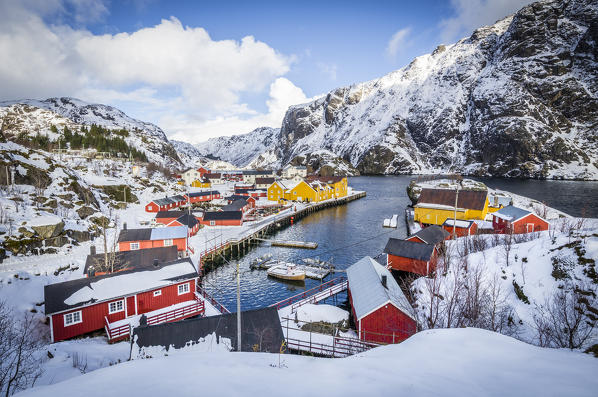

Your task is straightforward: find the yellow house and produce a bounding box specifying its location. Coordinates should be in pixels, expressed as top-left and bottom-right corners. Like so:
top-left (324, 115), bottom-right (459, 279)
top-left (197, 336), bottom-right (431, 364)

top-left (191, 179), bottom-right (211, 188)
top-left (414, 188), bottom-right (489, 225)
top-left (268, 181), bottom-right (288, 202)
top-left (287, 180), bottom-right (319, 202)
top-left (306, 176), bottom-right (348, 198)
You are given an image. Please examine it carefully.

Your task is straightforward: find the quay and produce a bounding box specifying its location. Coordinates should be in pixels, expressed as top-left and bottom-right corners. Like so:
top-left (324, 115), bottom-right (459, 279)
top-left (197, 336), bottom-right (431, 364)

top-left (199, 191), bottom-right (366, 271)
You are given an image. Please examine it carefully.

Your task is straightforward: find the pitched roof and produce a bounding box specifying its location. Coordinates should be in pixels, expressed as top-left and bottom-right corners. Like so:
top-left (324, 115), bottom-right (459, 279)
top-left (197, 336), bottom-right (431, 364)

top-left (346, 256), bottom-right (415, 321)
top-left (409, 225), bottom-right (449, 245)
top-left (443, 219), bottom-right (475, 228)
top-left (492, 205), bottom-right (532, 222)
top-left (255, 177), bottom-right (275, 185)
top-left (45, 258), bottom-right (197, 315)
top-left (416, 188), bottom-right (488, 211)
top-left (242, 170), bottom-right (273, 175)
top-left (187, 190), bottom-right (219, 198)
top-left (84, 246), bottom-right (178, 275)
top-left (306, 176), bottom-right (344, 184)
top-left (118, 226), bottom-right (188, 242)
top-left (118, 228), bottom-right (152, 242)
top-left (222, 199), bottom-right (248, 212)
top-left (204, 173), bottom-right (221, 179)
top-left (156, 210), bottom-right (186, 219)
top-left (172, 213), bottom-right (199, 228)
top-left (383, 238), bottom-right (435, 261)
top-left (202, 211), bottom-right (243, 221)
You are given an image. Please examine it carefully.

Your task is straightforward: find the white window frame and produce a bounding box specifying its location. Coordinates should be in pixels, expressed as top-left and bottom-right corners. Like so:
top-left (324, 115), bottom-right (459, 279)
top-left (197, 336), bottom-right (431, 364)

top-left (130, 242), bottom-right (140, 250)
top-left (163, 239), bottom-right (173, 247)
top-left (108, 300), bottom-right (124, 314)
top-left (178, 282), bottom-right (190, 295)
top-left (153, 290), bottom-right (162, 297)
top-left (64, 310), bottom-right (82, 327)
top-left (210, 220), bottom-right (216, 226)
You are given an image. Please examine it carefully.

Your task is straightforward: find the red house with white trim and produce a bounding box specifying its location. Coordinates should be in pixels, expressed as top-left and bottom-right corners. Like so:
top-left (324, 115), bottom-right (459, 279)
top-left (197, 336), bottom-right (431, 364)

top-left (198, 211), bottom-right (243, 226)
top-left (118, 226), bottom-right (189, 252)
top-left (442, 219), bottom-right (478, 237)
top-left (492, 205), bottom-right (550, 234)
top-left (166, 213), bottom-right (200, 236)
top-left (145, 195), bottom-right (187, 212)
top-left (44, 258), bottom-right (203, 343)
top-left (184, 190), bottom-right (221, 204)
top-left (406, 225), bottom-right (449, 244)
top-left (346, 256), bottom-right (417, 344)
top-left (383, 238), bottom-right (438, 276)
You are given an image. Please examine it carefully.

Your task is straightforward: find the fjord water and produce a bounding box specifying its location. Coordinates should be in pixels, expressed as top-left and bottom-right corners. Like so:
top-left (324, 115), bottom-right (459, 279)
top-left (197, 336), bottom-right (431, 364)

top-left (203, 176), bottom-right (598, 311)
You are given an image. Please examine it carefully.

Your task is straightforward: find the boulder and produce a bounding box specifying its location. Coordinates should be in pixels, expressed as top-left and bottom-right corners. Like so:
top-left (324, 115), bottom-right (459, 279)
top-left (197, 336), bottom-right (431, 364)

top-left (76, 205), bottom-right (96, 219)
top-left (31, 220), bottom-right (64, 239)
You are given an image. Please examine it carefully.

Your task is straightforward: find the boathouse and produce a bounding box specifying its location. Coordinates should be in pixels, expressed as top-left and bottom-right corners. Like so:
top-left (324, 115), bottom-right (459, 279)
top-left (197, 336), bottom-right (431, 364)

top-left (413, 188), bottom-right (489, 226)
top-left (84, 245), bottom-right (178, 277)
top-left (442, 219), bottom-right (478, 237)
top-left (44, 257), bottom-right (202, 343)
top-left (383, 238), bottom-right (438, 276)
top-left (118, 226), bottom-right (189, 252)
top-left (492, 205), bottom-right (550, 234)
top-left (406, 225), bottom-right (449, 245)
top-left (346, 256), bottom-right (417, 344)
top-left (199, 211), bottom-right (243, 226)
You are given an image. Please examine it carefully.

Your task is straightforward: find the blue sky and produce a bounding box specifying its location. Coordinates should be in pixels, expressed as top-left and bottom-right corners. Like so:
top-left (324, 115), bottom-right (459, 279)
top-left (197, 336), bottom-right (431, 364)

top-left (0, 0), bottom-right (531, 142)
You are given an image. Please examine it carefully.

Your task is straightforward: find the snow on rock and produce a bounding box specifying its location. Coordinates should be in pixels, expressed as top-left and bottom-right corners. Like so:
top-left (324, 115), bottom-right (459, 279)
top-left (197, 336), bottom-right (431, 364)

top-left (16, 328), bottom-right (598, 397)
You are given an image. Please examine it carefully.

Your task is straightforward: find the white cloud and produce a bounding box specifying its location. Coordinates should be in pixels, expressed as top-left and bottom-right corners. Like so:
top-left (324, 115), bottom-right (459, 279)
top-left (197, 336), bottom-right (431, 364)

top-left (386, 28), bottom-right (411, 58)
top-left (0, 1), bottom-right (303, 142)
top-left (167, 77), bottom-right (321, 144)
top-left (439, 0), bottom-right (533, 43)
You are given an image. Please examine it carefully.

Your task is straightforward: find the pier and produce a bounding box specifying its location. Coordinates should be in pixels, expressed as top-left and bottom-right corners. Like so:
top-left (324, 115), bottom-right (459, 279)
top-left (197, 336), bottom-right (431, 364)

top-left (199, 191), bottom-right (366, 272)
top-left (258, 238), bottom-right (318, 249)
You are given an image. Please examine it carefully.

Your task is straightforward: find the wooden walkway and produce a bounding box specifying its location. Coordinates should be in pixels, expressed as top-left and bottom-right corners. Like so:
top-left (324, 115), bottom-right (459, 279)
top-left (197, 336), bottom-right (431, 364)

top-left (272, 277), bottom-right (348, 312)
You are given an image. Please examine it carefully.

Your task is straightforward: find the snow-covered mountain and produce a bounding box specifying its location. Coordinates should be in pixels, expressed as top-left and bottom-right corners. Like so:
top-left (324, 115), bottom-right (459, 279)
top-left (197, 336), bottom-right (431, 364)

top-left (187, 0), bottom-right (598, 179)
top-left (0, 97), bottom-right (181, 167)
top-left (170, 139), bottom-right (238, 170)
top-left (192, 127), bottom-right (281, 168)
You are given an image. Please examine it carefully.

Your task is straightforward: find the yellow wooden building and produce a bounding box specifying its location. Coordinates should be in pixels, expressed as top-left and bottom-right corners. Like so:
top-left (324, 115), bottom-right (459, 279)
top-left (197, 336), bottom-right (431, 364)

top-left (306, 176), bottom-right (348, 198)
top-left (191, 179), bottom-right (211, 188)
top-left (414, 188), bottom-right (489, 225)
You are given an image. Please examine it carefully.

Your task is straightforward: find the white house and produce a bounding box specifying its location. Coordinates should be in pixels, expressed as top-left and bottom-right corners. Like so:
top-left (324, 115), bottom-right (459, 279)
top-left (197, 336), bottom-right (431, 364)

top-left (282, 165), bottom-right (307, 179)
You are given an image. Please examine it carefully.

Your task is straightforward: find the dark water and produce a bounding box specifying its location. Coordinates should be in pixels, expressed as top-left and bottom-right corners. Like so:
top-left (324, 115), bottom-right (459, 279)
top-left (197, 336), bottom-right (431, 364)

top-left (203, 176), bottom-right (598, 311)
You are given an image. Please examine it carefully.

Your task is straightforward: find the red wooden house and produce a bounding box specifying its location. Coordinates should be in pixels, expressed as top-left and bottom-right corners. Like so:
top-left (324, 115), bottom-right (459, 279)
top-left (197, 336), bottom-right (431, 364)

top-left (154, 211), bottom-right (185, 226)
top-left (383, 238), bottom-right (438, 276)
top-left (84, 245), bottom-right (178, 277)
top-left (442, 219), bottom-right (478, 237)
top-left (118, 226), bottom-right (189, 252)
top-left (406, 225), bottom-right (449, 244)
top-left (166, 213), bottom-right (200, 236)
top-left (492, 205), bottom-right (550, 234)
top-left (346, 256), bottom-right (417, 344)
top-left (222, 198), bottom-right (253, 213)
top-left (145, 195), bottom-right (187, 212)
top-left (44, 257), bottom-right (203, 343)
top-left (197, 167), bottom-right (209, 177)
top-left (185, 190), bottom-right (221, 204)
top-left (198, 211), bottom-right (243, 226)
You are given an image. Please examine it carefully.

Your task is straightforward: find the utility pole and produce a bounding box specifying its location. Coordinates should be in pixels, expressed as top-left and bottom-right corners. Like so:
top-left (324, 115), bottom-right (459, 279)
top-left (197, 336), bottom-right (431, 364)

top-left (236, 260), bottom-right (241, 352)
top-left (452, 176), bottom-right (463, 240)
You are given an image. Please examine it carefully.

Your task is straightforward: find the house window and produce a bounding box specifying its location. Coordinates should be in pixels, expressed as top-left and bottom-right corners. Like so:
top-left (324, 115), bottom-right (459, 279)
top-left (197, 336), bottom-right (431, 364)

top-left (178, 283), bottom-right (190, 295)
top-left (108, 300), bottom-right (124, 314)
top-left (153, 290), bottom-right (162, 297)
top-left (130, 242), bottom-right (140, 250)
top-left (164, 239), bottom-right (173, 247)
top-left (210, 220), bottom-right (215, 226)
top-left (64, 311), bottom-right (82, 326)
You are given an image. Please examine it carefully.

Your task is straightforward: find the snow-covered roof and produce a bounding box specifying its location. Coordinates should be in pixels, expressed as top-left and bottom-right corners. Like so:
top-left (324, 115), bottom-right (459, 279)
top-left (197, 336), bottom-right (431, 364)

top-left (492, 205), bottom-right (532, 222)
top-left (44, 258), bottom-right (197, 314)
top-left (150, 226), bottom-right (188, 240)
top-left (443, 219), bottom-right (475, 228)
top-left (346, 256), bottom-right (415, 321)
top-left (409, 225), bottom-right (449, 245)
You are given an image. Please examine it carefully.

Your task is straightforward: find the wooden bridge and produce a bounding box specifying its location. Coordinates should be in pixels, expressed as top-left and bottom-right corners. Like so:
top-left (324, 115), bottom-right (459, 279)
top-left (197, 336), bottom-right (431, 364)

top-left (271, 276), bottom-right (348, 312)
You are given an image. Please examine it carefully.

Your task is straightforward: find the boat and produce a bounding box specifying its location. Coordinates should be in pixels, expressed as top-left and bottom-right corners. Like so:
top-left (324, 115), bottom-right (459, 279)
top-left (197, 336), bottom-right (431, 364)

top-left (267, 262), bottom-right (306, 281)
top-left (383, 214), bottom-right (399, 228)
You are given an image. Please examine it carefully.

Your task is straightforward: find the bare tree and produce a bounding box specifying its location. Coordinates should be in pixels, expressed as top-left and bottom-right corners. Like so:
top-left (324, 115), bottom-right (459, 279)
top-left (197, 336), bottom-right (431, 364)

top-left (501, 231), bottom-right (514, 268)
top-left (0, 301), bottom-right (43, 396)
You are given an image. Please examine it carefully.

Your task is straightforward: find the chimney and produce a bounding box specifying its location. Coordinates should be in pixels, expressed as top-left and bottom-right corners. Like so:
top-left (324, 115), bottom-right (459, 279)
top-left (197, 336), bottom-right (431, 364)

top-left (90, 245), bottom-right (96, 255)
top-left (123, 222), bottom-right (127, 230)
top-left (381, 275), bottom-right (387, 288)
top-left (153, 259), bottom-right (159, 267)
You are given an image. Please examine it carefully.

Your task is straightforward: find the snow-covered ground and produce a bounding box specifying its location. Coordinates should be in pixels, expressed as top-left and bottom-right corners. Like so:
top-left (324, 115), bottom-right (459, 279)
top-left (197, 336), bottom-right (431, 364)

top-left (16, 328), bottom-right (598, 397)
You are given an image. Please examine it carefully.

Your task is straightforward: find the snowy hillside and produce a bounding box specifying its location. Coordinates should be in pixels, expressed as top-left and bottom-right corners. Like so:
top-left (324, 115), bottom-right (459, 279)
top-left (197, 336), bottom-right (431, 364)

top-left (193, 126), bottom-right (281, 168)
top-left (190, 0), bottom-right (598, 179)
top-left (16, 328), bottom-right (598, 397)
top-left (0, 98), bottom-right (181, 167)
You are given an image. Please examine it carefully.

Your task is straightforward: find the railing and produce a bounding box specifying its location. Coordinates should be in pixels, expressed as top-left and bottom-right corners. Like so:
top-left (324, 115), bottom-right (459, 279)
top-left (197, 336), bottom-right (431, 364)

top-left (285, 335), bottom-right (380, 358)
top-left (270, 276), bottom-right (348, 310)
top-left (196, 287), bottom-right (230, 314)
top-left (104, 316), bottom-right (130, 341)
top-left (146, 301), bottom-right (204, 326)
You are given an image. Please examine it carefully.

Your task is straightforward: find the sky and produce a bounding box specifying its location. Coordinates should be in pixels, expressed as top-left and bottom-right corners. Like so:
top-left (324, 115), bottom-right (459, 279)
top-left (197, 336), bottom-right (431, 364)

top-left (0, 0), bottom-right (533, 143)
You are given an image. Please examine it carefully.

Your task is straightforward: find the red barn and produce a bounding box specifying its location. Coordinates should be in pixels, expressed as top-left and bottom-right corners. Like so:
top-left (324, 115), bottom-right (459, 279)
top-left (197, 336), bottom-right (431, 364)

top-left (406, 225), bottom-right (449, 244)
top-left (492, 205), bottom-right (550, 234)
top-left (383, 238), bottom-right (438, 276)
top-left (199, 211), bottom-right (243, 226)
top-left (118, 226), bottom-right (189, 252)
top-left (185, 190), bottom-right (221, 204)
top-left (145, 195), bottom-right (187, 212)
top-left (44, 257), bottom-right (203, 343)
top-left (346, 256), bottom-right (417, 344)
top-left (442, 219), bottom-right (478, 237)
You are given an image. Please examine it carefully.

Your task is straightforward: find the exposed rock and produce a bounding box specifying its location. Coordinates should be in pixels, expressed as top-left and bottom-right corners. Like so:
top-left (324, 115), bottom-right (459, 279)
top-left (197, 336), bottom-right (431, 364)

top-left (68, 181), bottom-right (99, 208)
top-left (31, 220), bottom-right (64, 239)
top-left (76, 205), bottom-right (96, 219)
top-left (66, 229), bottom-right (93, 243)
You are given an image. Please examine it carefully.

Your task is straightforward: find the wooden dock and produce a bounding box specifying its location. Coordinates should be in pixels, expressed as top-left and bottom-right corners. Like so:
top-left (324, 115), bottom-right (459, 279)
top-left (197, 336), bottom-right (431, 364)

top-left (260, 239), bottom-right (318, 249)
top-left (199, 191), bottom-right (366, 272)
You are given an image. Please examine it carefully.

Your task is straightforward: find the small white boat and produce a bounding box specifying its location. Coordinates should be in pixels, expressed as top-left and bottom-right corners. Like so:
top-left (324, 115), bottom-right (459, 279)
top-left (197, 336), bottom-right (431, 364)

top-left (267, 262), bottom-right (306, 281)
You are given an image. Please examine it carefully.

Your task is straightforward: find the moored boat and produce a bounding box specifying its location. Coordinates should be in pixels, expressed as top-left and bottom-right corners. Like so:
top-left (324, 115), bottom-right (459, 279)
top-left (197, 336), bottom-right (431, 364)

top-left (267, 262), bottom-right (306, 281)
